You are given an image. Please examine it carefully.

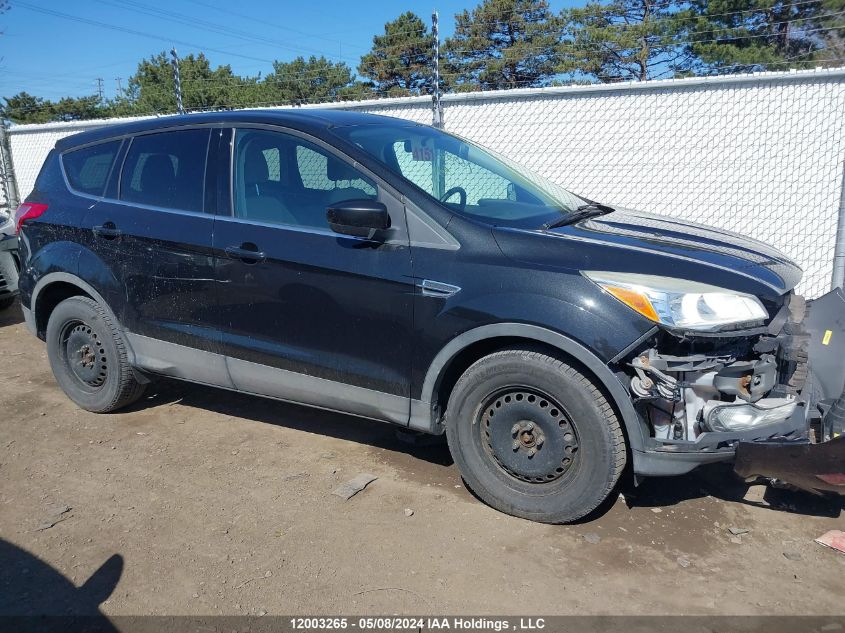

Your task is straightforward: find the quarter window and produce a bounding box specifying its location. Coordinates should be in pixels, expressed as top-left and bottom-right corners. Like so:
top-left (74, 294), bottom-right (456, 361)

top-left (233, 129), bottom-right (377, 229)
top-left (120, 129), bottom-right (210, 212)
top-left (63, 140), bottom-right (121, 196)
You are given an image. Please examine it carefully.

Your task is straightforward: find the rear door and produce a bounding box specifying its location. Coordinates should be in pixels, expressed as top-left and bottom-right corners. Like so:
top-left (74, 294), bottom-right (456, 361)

top-left (213, 126), bottom-right (414, 423)
top-left (63, 139), bottom-right (126, 314)
top-left (83, 127), bottom-right (228, 384)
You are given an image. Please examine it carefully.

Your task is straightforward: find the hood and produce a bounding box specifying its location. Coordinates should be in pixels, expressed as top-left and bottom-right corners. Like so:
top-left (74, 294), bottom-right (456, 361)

top-left (495, 208), bottom-right (802, 300)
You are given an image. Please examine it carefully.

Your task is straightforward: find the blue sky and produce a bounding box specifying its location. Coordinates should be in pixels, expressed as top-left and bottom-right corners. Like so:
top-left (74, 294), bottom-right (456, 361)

top-left (0, 0), bottom-right (578, 101)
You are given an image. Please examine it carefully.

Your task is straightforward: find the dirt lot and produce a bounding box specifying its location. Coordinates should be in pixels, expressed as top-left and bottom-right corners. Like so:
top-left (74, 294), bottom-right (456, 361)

top-left (0, 299), bottom-right (843, 617)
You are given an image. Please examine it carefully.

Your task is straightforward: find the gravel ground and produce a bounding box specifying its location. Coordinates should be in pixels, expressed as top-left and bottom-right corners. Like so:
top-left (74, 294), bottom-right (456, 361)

top-left (0, 299), bottom-right (843, 617)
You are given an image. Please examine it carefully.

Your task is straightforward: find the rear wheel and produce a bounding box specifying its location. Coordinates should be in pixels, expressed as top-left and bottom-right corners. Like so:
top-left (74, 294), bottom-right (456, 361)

top-left (46, 296), bottom-right (145, 413)
top-left (445, 349), bottom-right (626, 523)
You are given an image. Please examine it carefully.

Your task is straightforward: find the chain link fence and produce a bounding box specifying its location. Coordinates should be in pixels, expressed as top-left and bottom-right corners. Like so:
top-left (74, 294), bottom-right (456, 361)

top-left (1, 68), bottom-right (844, 297)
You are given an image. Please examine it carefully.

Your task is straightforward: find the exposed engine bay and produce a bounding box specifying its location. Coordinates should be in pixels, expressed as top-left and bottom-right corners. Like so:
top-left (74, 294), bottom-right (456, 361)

top-left (626, 293), bottom-right (817, 447)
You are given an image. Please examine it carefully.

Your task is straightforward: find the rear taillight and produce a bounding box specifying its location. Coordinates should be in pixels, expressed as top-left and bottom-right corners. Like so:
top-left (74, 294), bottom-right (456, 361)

top-left (14, 202), bottom-right (48, 234)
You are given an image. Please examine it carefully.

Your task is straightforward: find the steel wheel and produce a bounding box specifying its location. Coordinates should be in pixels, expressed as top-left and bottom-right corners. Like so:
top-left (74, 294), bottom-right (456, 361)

top-left (46, 296), bottom-right (146, 412)
top-left (479, 388), bottom-right (580, 484)
top-left (445, 349), bottom-right (626, 523)
top-left (60, 320), bottom-right (109, 391)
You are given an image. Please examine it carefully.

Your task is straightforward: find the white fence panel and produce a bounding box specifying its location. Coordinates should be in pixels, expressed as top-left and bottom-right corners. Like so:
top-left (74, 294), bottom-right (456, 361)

top-left (5, 69), bottom-right (844, 297)
top-left (440, 72), bottom-right (845, 298)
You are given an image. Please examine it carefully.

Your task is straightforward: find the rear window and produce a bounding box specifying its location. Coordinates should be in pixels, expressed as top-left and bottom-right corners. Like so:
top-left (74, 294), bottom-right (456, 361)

top-left (120, 129), bottom-right (210, 212)
top-left (62, 140), bottom-right (121, 196)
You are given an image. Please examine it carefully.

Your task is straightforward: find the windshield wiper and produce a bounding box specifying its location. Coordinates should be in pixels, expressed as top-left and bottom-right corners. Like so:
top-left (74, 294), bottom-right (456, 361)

top-left (541, 202), bottom-right (615, 231)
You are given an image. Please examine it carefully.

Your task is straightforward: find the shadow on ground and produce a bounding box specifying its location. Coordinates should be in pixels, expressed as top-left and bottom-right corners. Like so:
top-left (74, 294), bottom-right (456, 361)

top-left (619, 462), bottom-right (843, 519)
top-left (133, 377), bottom-right (454, 467)
top-left (0, 298), bottom-right (23, 328)
top-left (125, 378), bottom-right (844, 523)
top-left (0, 538), bottom-right (121, 631)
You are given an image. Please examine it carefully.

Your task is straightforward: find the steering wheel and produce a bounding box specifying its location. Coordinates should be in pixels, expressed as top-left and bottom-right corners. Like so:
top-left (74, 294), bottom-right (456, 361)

top-left (440, 186), bottom-right (467, 210)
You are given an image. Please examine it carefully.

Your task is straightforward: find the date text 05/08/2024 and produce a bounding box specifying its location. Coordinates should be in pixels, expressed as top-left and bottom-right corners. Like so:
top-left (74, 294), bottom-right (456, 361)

top-left (289, 617), bottom-right (546, 631)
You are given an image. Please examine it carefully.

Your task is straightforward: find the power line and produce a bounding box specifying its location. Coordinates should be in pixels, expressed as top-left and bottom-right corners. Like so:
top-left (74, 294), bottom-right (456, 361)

top-left (96, 0), bottom-right (362, 64)
top-left (183, 0), bottom-right (369, 54)
top-left (14, 1), bottom-right (277, 65)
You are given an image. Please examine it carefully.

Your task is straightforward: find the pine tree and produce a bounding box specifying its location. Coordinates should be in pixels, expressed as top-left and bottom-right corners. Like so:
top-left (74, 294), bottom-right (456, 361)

top-left (359, 12), bottom-right (433, 96)
top-left (444, 0), bottom-right (561, 90)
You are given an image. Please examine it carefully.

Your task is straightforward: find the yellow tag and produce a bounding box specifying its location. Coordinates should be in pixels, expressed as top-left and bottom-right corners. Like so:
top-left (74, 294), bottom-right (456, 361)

top-left (822, 330), bottom-right (833, 346)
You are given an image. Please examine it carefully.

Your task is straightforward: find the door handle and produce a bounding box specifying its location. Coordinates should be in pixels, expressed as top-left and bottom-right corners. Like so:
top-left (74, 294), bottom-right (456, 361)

top-left (93, 223), bottom-right (122, 240)
top-left (225, 244), bottom-right (266, 263)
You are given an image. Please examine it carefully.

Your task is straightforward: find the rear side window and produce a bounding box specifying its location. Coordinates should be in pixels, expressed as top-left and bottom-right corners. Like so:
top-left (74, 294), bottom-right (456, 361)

top-left (120, 129), bottom-right (210, 212)
top-left (62, 140), bottom-right (121, 196)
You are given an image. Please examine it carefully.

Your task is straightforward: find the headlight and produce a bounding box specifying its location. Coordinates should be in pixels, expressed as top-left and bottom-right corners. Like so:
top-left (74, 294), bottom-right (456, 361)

top-left (703, 398), bottom-right (796, 432)
top-left (583, 271), bottom-right (768, 331)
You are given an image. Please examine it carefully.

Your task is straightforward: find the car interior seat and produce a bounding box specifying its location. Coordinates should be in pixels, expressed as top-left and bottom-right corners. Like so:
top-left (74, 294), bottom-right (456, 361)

top-left (325, 156), bottom-right (374, 205)
top-left (241, 143), bottom-right (297, 225)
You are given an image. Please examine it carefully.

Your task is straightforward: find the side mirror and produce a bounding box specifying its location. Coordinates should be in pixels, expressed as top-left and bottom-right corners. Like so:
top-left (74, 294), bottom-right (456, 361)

top-left (326, 199), bottom-right (390, 239)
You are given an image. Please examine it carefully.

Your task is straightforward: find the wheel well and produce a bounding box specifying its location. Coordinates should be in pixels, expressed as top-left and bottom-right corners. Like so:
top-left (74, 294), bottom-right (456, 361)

top-left (433, 336), bottom-right (572, 419)
top-left (34, 282), bottom-right (92, 339)
top-left (432, 336), bottom-right (633, 447)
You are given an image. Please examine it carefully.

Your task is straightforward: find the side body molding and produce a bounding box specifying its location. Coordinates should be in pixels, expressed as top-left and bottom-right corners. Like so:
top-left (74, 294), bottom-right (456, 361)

top-left (411, 323), bottom-right (647, 455)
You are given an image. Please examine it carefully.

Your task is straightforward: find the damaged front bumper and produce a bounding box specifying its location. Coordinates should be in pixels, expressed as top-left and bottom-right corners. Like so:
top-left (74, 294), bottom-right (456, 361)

top-left (630, 288), bottom-right (845, 479)
top-left (734, 435), bottom-right (845, 495)
top-left (635, 403), bottom-right (810, 477)
top-left (731, 288), bottom-right (845, 494)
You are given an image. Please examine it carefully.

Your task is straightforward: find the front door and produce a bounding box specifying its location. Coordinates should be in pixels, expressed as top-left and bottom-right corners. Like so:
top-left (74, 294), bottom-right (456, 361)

top-left (213, 127), bottom-right (414, 424)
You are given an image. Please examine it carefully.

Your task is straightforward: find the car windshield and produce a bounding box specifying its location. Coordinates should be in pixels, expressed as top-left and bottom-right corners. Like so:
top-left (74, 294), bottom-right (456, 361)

top-left (331, 122), bottom-right (586, 228)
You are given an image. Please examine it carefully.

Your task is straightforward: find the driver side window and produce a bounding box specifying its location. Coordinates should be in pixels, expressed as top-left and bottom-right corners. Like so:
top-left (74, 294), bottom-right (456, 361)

top-left (233, 129), bottom-right (378, 229)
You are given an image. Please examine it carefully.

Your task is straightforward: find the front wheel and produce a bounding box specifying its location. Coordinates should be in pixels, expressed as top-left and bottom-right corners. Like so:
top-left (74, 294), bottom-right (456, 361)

top-left (445, 349), bottom-right (626, 523)
top-left (46, 296), bottom-right (145, 413)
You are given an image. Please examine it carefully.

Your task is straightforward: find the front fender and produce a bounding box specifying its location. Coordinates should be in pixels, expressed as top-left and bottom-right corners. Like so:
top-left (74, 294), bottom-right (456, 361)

top-left (437, 289), bottom-right (654, 362)
top-left (415, 322), bottom-right (649, 455)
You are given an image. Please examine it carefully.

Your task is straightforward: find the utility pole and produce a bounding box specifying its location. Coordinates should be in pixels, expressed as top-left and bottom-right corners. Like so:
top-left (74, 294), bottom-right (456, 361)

top-left (431, 10), bottom-right (443, 129)
top-left (115, 77), bottom-right (123, 95)
top-left (0, 122), bottom-right (20, 215)
top-left (430, 10), bottom-right (445, 199)
top-left (96, 77), bottom-right (104, 104)
top-left (170, 47), bottom-right (185, 115)
top-left (834, 167), bottom-right (845, 289)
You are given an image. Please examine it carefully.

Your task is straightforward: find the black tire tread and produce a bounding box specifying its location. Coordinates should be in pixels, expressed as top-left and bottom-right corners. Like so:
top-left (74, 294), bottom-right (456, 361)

top-left (446, 348), bottom-right (626, 523)
top-left (47, 296), bottom-right (145, 412)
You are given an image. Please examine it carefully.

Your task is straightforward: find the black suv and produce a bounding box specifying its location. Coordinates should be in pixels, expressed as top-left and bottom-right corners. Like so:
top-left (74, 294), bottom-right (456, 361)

top-left (16, 110), bottom-right (845, 522)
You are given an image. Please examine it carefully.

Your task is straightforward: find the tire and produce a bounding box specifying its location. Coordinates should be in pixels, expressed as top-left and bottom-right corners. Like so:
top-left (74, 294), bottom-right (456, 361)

top-left (46, 296), bottom-right (146, 413)
top-left (445, 349), bottom-right (626, 523)
top-left (0, 295), bottom-right (15, 311)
